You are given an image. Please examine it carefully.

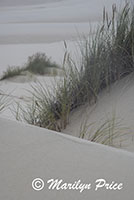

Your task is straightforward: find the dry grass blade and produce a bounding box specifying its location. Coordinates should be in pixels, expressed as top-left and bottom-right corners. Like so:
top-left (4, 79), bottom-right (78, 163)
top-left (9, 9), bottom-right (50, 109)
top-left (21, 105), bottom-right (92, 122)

top-left (79, 113), bottom-right (130, 147)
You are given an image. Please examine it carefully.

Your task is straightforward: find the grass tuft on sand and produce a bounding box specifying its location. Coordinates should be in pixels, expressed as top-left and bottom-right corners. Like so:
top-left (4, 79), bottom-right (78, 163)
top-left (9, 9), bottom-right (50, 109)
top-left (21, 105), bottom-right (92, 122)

top-left (15, 4), bottom-right (134, 145)
top-left (79, 112), bottom-right (130, 147)
top-left (0, 53), bottom-right (61, 80)
top-left (0, 91), bottom-right (10, 112)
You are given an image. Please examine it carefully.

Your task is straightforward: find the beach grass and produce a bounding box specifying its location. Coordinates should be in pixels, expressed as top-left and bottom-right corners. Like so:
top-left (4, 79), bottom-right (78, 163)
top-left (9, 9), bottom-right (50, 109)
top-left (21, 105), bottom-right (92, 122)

top-left (0, 52), bottom-right (60, 80)
top-left (25, 52), bottom-right (60, 75)
top-left (16, 4), bottom-right (134, 139)
top-left (0, 91), bottom-right (10, 112)
top-left (0, 66), bottom-right (24, 80)
top-left (79, 112), bottom-right (130, 147)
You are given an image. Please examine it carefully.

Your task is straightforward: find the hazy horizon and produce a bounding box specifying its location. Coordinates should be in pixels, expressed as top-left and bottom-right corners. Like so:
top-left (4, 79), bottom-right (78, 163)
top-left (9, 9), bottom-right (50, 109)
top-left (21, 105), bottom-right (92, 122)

top-left (0, 0), bottom-right (63, 7)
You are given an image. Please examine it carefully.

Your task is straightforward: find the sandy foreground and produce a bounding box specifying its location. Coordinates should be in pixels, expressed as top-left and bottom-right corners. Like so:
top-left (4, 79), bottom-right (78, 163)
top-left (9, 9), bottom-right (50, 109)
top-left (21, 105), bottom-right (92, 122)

top-left (0, 0), bottom-right (134, 199)
top-left (0, 118), bottom-right (134, 200)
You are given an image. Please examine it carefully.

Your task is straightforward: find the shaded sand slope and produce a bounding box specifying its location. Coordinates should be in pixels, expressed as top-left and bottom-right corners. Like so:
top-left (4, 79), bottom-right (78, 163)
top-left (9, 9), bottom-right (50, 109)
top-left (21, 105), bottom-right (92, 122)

top-left (0, 117), bottom-right (134, 199)
top-left (64, 73), bottom-right (134, 152)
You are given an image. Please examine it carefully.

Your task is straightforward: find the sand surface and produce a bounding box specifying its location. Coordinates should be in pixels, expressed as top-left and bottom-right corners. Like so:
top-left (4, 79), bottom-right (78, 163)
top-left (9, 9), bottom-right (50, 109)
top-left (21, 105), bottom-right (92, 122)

top-left (0, 117), bottom-right (134, 200)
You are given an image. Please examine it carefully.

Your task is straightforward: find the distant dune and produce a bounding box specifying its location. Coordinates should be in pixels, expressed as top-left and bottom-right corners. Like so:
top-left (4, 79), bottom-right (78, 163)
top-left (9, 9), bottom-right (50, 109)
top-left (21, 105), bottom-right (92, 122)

top-left (0, 0), bottom-right (63, 7)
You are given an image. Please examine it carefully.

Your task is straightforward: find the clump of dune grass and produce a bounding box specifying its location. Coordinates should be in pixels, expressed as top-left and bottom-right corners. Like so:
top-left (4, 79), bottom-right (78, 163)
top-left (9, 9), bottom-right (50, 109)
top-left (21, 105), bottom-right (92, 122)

top-left (0, 66), bottom-right (24, 80)
top-left (79, 113), bottom-right (130, 147)
top-left (15, 53), bottom-right (93, 131)
top-left (14, 76), bottom-right (73, 131)
top-left (80, 4), bottom-right (134, 98)
top-left (0, 95), bottom-right (5, 112)
top-left (16, 4), bottom-right (134, 135)
top-left (25, 53), bottom-right (60, 75)
top-left (0, 53), bottom-right (60, 80)
top-left (0, 91), bottom-right (10, 112)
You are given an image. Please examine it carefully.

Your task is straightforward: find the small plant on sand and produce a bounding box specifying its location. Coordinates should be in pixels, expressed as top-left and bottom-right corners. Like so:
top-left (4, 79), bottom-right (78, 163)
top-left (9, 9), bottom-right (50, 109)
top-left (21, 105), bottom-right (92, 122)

top-left (0, 53), bottom-right (60, 80)
top-left (0, 66), bottom-right (24, 80)
top-left (79, 113), bottom-right (130, 147)
top-left (25, 52), bottom-right (60, 75)
top-left (14, 80), bottom-right (70, 131)
top-left (0, 91), bottom-right (9, 112)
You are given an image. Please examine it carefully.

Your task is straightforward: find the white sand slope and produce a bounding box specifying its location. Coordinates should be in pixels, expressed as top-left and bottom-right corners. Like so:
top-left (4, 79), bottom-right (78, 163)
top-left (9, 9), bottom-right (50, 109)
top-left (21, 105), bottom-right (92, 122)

top-left (0, 117), bottom-right (134, 200)
top-left (64, 73), bottom-right (134, 152)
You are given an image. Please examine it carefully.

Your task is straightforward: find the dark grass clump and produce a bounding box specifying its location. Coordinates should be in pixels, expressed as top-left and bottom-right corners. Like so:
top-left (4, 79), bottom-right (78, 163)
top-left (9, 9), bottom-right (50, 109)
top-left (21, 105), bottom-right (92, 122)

top-left (0, 53), bottom-right (60, 80)
top-left (0, 66), bottom-right (24, 80)
top-left (81, 4), bottom-right (134, 97)
top-left (16, 4), bottom-right (134, 132)
top-left (25, 53), bottom-right (60, 75)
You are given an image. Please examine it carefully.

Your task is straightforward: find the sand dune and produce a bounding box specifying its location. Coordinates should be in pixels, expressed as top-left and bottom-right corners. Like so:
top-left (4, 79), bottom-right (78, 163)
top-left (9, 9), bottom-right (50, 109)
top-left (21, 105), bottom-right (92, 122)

top-left (0, 0), bottom-right (134, 199)
top-left (0, 0), bottom-right (134, 200)
top-left (0, 117), bottom-right (134, 200)
top-left (64, 73), bottom-right (134, 152)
